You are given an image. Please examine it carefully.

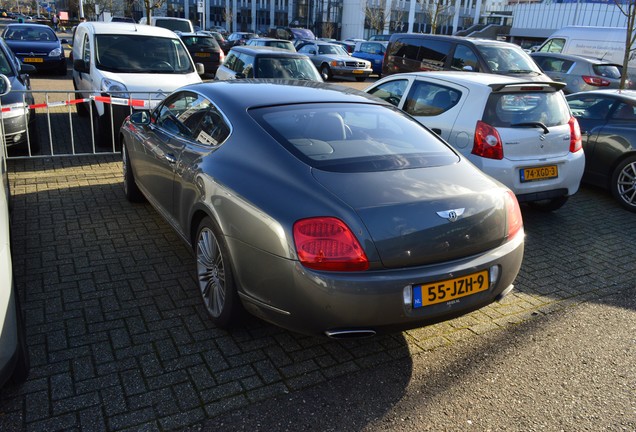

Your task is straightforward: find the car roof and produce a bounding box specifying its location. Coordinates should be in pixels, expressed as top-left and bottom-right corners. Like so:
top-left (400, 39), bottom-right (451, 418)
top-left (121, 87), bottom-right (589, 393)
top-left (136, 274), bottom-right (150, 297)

top-left (229, 46), bottom-right (303, 56)
top-left (567, 89), bottom-right (636, 100)
top-left (5, 22), bottom-right (52, 29)
top-left (384, 71), bottom-right (552, 87)
top-left (250, 38), bottom-right (292, 43)
top-left (77, 21), bottom-right (179, 38)
top-left (181, 81), bottom-right (387, 110)
top-left (531, 51), bottom-right (621, 65)
top-left (388, 33), bottom-right (522, 48)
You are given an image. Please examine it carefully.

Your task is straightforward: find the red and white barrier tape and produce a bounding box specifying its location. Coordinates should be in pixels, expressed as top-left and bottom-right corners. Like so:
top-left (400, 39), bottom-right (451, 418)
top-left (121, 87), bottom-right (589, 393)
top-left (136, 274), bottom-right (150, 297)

top-left (1, 95), bottom-right (152, 113)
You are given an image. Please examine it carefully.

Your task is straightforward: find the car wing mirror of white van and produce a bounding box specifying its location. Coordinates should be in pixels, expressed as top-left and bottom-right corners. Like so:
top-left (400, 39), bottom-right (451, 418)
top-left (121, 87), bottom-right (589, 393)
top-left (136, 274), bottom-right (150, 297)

top-left (0, 74), bottom-right (12, 96)
top-left (195, 63), bottom-right (205, 75)
top-left (73, 59), bottom-right (90, 73)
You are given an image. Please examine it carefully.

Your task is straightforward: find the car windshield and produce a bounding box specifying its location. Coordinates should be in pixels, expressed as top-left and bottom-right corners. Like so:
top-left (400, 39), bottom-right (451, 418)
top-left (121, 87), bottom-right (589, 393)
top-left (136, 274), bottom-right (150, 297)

top-left (95, 34), bottom-right (194, 74)
top-left (3, 25), bottom-right (56, 41)
top-left (255, 57), bottom-right (321, 80)
top-left (477, 45), bottom-right (541, 74)
top-left (251, 103), bottom-right (458, 173)
top-left (318, 44), bottom-right (348, 56)
top-left (484, 90), bottom-right (571, 128)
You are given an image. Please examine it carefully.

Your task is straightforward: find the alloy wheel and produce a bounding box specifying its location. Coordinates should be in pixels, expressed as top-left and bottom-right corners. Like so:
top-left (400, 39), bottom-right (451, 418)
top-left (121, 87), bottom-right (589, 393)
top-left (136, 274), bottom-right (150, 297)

top-left (196, 227), bottom-right (226, 317)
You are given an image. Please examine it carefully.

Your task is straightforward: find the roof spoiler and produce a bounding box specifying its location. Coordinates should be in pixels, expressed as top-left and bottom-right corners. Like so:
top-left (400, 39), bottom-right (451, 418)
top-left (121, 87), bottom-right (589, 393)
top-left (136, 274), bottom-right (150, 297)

top-left (489, 81), bottom-right (566, 92)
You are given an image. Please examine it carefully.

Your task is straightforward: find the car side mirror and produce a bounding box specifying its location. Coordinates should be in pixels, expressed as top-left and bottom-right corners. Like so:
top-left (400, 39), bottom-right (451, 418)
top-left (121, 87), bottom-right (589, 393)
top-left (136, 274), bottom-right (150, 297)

top-left (20, 63), bottom-right (36, 73)
top-left (195, 63), bottom-right (205, 75)
top-left (462, 65), bottom-right (475, 72)
top-left (308, 49), bottom-right (316, 55)
top-left (129, 111), bottom-right (150, 125)
top-left (0, 74), bottom-right (12, 96)
top-left (60, 38), bottom-right (69, 44)
top-left (73, 59), bottom-right (89, 73)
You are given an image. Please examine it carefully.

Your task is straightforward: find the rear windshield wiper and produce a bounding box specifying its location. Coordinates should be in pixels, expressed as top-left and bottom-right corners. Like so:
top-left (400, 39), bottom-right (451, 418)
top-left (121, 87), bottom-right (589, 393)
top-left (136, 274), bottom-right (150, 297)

top-left (510, 121), bottom-right (550, 134)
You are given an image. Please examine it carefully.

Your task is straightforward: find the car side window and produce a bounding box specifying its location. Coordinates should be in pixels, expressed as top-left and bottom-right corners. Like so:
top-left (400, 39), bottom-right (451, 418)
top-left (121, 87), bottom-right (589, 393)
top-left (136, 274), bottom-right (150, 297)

top-left (192, 107), bottom-right (231, 146)
top-left (224, 52), bottom-right (237, 70)
top-left (237, 53), bottom-right (254, 77)
top-left (611, 102), bottom-right (636, 121)
top-left (539, 38), bottom-right (566, 54)
top-left (451, 45), bottom-right (479, 72)
top-left (567, 96), bottom-right (613, 120)
top-left (154, 91), bottom-right (209, 139)
top-left (367, 79), bottom-right (408, 107)
top-left (82, 33), bottom-right (90, 65)
top-left (403, 81), bottom-right (461, 116)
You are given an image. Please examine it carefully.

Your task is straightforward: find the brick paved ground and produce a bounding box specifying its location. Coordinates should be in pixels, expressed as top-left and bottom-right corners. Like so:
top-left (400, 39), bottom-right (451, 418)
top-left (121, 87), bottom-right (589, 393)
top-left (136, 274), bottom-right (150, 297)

top-left (0, 155), bottom-right (634, 431)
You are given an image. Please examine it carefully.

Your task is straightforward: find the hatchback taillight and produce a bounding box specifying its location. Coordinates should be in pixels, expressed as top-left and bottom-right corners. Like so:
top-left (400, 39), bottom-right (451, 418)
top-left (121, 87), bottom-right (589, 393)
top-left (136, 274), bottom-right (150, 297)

top-left (582, 76), bottom-right (611, 87)
top-left (503, 191), bottom-right (523, 240)
top-left (219, 50), bottom-right (225, 63)
top-left (293, 217), bottom-right (369, 271)
top-left (568, 116), bottom-right (583, 153)
top-left (472, 120), bottom-right (503, 160)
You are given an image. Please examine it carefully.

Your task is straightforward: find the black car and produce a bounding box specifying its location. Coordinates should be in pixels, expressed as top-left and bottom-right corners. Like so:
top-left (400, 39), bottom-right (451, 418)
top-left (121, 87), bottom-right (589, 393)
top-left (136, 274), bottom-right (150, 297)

top-left (0, 38), bottom-right (39, 154)
top-left (177, 32), bottom-right (224, 78)
top-left (566, 89), bottom-right (636, 212)
top-left (382, 34), bottom-right (549, 81)
top-left (1, 23), bottom-right (68, 75)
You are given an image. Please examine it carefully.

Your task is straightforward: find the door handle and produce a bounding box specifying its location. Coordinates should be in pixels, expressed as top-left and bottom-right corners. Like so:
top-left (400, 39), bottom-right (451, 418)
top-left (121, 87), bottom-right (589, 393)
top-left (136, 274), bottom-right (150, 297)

top-left (164, 153), bottom-right (177, 164)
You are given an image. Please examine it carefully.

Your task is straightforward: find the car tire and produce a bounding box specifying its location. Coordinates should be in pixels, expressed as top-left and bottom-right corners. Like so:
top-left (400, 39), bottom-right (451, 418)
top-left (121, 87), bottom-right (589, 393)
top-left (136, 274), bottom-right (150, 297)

top-left (527, 196), bottom-right (569, 211)
top-left (73, 81), bottom-right (89, 117)
top-left (195, 217), bottom-right (243, 328)
top-left (611, 155), bottom-right (636, 212)
top-left (320, 64), bottom-right (332, 81)
top-left (9, 291), bottom-right (30, 385)
top-left (122, 142), bottom-right (145, 203)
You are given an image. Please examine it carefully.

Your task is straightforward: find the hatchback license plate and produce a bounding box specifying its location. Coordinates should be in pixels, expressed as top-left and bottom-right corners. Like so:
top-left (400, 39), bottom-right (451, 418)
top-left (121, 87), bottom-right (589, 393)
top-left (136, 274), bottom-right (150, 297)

top-left (520, 165), bottom-right (558, 182)
top-left (24, 57), bottom-right (43, 63)
top-left (413, 270), bottom-right (489, 308)
top-left (194, 52), bottom-right (210, 57)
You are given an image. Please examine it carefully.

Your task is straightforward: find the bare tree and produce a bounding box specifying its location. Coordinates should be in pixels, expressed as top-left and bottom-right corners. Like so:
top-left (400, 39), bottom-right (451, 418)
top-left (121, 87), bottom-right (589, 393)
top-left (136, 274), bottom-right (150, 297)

top-left (418, 0), bottom-right (453, 34)
top-left (223, 5), bottom-right (233, 32)
top-left (323, 21), bottom-right (336, 39)
top-left (365, 0), bottom-right (388, 35)
top-left (143, 0), bottom-right (166, 24)
top-left (614, 0), bottom-right (636, 89)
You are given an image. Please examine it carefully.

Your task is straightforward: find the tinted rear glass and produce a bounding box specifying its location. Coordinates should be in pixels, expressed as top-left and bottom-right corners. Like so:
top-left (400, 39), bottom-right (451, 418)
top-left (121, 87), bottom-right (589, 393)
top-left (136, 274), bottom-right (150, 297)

top-left (250, 103), bottom-right (458, 173)
top-left (593, 64), bottom-right (621, 79)
top-left (483, 91), bottom-right (571, 127)
top-left (181, 35), bottom-right (219, 50)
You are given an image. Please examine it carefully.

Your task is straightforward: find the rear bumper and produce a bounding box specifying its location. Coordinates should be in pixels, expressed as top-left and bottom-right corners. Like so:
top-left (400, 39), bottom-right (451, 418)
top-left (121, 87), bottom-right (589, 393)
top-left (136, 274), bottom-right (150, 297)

top-left (470, 150), bottom-right (585, 198)
top-left (231, 229), bottom-right (525, 336)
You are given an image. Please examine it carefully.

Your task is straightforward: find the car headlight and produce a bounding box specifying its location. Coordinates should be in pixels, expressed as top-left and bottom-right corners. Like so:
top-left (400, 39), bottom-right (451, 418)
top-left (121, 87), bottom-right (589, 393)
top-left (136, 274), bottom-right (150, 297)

top-left (49, 47), bottom-right (63, 57)
top-left (0, 102), bottom-right (29, 119)
top-left (330, 60), bottom-right (345, 67)
top-left (101, 78), bottom-right (129, 98)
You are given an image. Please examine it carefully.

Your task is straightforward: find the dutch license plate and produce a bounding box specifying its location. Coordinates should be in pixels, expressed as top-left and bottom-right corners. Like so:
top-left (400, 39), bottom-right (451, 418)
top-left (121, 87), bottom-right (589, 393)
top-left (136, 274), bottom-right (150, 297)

top-left (24, 58), bottom-right (43, 63)
top-left (520, 165), bottom-right (558, 182)
top-left (412, 270), bottom-right (489, 308)
top-left (352, 70), bottom-right (364, 74)
top-left (194, 52), bottom-right (210, 57)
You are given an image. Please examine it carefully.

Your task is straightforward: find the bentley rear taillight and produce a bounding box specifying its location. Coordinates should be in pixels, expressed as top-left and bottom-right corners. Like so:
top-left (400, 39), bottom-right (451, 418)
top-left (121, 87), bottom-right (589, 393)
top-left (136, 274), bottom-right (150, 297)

top-left (503, 191), bottom-right (523, 239)
top-left (293, 217), bottom-right (369, 271)
top-left (473, 120), bottom-right (504, 160)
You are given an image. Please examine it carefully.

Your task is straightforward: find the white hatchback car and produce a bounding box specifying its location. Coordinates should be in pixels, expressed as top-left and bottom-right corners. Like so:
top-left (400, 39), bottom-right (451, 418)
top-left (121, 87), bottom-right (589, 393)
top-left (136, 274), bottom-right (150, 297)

top-left (72, 22), bottom-right (203, 148)
top-left (366, 71), bottom-right (585, 210)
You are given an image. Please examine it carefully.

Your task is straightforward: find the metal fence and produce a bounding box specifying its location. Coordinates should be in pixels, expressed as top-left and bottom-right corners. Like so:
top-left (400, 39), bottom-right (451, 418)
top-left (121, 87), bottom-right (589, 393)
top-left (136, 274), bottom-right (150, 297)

top-left (1, 90), bottom-right (164, 159)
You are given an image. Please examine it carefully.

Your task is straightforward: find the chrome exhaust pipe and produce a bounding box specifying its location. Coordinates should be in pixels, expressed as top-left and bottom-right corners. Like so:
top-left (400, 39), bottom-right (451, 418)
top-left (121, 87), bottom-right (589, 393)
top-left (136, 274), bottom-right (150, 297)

top-left (324, 329), bottom-right (377, 339)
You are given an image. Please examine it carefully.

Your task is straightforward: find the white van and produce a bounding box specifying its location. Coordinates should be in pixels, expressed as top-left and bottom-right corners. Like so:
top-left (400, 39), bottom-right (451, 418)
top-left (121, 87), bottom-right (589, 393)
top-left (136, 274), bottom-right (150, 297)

top-left (537, 26), bottom-right (634, 72)
top-left (72, 22), bottom-right (203, 148)
top-left (138, 16), bottom-right (194, 33)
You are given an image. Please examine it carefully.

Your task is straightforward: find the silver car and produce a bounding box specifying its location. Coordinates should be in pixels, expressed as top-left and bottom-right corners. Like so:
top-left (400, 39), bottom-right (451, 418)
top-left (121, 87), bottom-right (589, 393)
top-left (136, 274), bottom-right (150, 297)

top-left (119, 80), bottom-right (524, 337)
top-left (366, 71), bottom-right (586, 211)
top-left (531, 52), bottom-right (627, 94)
top-left (0, 74), bottom-right (30, 388)
top-left (297, 41), bottom-right (373, 82)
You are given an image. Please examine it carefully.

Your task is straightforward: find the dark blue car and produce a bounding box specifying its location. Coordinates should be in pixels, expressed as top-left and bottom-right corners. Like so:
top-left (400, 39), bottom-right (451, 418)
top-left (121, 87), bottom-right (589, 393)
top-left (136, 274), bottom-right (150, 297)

top-left (1, 23), bottom-right (68, 75)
